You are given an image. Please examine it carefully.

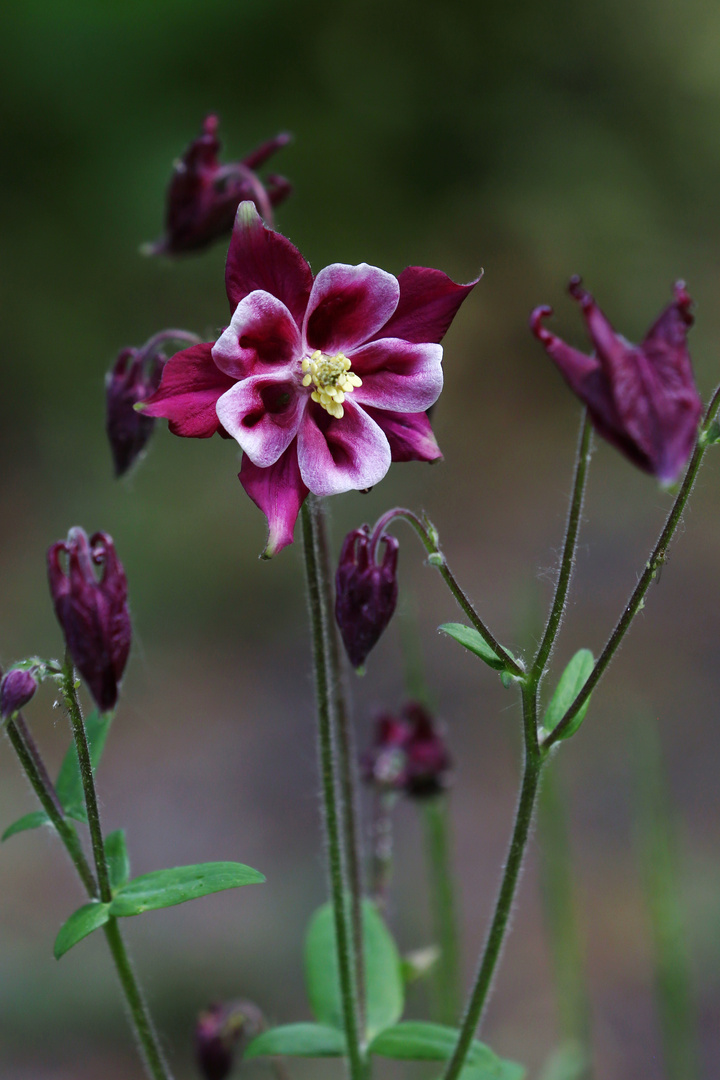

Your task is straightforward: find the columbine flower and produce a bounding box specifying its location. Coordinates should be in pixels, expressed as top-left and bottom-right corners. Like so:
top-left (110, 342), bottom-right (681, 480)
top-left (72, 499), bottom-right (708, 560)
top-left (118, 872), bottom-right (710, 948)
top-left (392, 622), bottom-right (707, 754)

top-left (106, 345), bottom-right (166, 477)
top-left (361, 702), bottom-right (451, 799)
top-left (0, 668), bottom-right (38, 720)
top-left (141, 201), bottom-right (479, 554)
top-left (335, 525), bottom-right (399, 670)
top-left (146, 115), bottom-right (291, 256)
top-left (47, 529), bottom-right (131, 712)
top-left (531, 277), bottom-right (703, 483)
top-left (195, 1000), bottom-right (264, 1080)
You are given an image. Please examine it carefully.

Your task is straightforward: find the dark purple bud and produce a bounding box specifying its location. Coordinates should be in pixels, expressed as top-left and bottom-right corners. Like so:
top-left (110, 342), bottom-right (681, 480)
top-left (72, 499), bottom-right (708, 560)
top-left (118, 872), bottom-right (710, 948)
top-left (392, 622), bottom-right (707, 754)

top-left (195, 1000), bottom-right (264, 1080)
top-left (531, 279), bottom-right (702, 483)
top-left (361, 711), bottom-right (412, 790)
top-left (106, 345), bottom-right (165, 477)
top-left (335, 526), bottom-right (399, 670)
top-left (400, 702), bottom-right (451, 799)
top-left (147, 114), bottom-right (292, 256)
top-left (47, 529), bottom-right (131, 713)
top-left (0, 668), bottom-right (38, 719)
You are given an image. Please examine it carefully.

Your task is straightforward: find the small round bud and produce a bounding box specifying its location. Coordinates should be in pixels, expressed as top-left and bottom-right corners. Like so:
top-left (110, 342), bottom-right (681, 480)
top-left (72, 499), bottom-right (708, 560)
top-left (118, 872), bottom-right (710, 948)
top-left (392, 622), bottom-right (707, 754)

top-left (0, 668), bottom-right (38, 719)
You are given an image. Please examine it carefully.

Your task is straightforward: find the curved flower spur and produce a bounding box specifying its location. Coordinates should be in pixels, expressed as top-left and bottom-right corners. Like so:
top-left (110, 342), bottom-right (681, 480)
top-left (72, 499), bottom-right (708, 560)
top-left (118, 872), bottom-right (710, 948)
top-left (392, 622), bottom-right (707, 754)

top-left (141, 201), bottom-right (480, 555)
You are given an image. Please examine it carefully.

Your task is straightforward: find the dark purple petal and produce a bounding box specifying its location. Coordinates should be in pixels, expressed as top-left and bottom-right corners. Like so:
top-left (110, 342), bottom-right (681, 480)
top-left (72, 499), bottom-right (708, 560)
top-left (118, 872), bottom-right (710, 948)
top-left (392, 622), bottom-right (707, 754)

top-left (196, 1000), bottom-right (264, 1080)
top-left (297, 400), bottom-right (391, 496)
top-left (0, 668), bottom-right (38, 719)
top-left (361, 407), bottom-right (442, 463)
top-left (216, 375), bottom-right (303, 467)
top-left (372, 265), bottom-right (481, 344)
top-left (400, 702), bottom-right (451, 799)
top-left (213, 291), bottom-right (301, 379)
top-left (304, 263), bottom-right (399, 353)
top-left (335, 527), bottom-right (399, 668)
top-left (239, 443), bottom-right (308, 557)
top-left (141, 343), bottom-right (235, 438)
top-left (106, 347), bottom-right (164, 476)
top-left (225, 201), bottom-right (313, 325)
top-left (350, 338), bottom-right (443, 411)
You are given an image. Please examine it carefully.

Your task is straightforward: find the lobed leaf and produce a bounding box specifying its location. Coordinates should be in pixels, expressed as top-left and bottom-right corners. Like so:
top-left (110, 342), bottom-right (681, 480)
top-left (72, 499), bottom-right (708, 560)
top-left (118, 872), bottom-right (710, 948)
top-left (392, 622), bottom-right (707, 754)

top-left (542, 649), bottom-right (594, 740)
top-left (109, 861), bottom-right (265, 916)
top-left (245, 1023), bottom-right (347, 1060)
top-left (54, 901), bottom-right (111, 959)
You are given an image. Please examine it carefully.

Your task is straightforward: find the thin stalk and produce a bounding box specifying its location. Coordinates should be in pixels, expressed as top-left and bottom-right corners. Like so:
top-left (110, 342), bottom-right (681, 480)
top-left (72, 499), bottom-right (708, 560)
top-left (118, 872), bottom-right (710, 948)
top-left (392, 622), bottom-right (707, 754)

top-left (301, 499), bottom-right (364, 1079)
top-left (442, 685), bottom-right (543, 1080)
top-left (544, 388), bottom-right (720, 749)
top-left (60, 661), bottom-right (172, 1080)
top-left (533, 411), bottom-right (592, 678)
top-left (423, 796), bottom-right (461, 1025)
top-left (314, 502), bottom-right (367, 1033)
top-left (371, 509), bottom-right (523, 678)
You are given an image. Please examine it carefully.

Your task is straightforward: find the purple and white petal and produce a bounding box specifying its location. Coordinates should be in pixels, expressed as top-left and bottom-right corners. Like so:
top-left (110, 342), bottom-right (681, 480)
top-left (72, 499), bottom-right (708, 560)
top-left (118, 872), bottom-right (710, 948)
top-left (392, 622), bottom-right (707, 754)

top-left (213, 290), bottom-right (301, 379)
top-left (297, 400), bottom-right (392, 496)
top-left (141, 343), bottom-right (235, 438)
top-left (361, 407), bottom-right (443, 463)
top-left (216, 375), bottom-right (304, 467)
top-left (225, 202), bottom-right (313, 326)
top-left (304, 263), bottom-right (400, 354)
top-left (374, 266), bottom-right (481, 344)
top-left (239, 443), bottom-right (308, 557)
top-left (349, 338), bottom-right (443, 412)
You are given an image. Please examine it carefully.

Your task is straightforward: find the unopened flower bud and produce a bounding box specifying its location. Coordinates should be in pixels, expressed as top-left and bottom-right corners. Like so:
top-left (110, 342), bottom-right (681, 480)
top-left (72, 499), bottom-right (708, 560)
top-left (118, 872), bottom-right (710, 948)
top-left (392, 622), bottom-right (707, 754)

top-left (106, 345), bottom-right (165, 477)
top-left (195, 999), bottom-right (264, 1080)
top-left (47, 528), bottom-right (131, 712)
top-left (147, 115), bottom-right (292, 256)
top-left (335, 526), bottom-right (399, 670)
top-left (0, 668), bottom-right (38, 719)
top-left (361, 702), bottom-right (451, 800)
top-left (361, 712), bottom-right (412, 791)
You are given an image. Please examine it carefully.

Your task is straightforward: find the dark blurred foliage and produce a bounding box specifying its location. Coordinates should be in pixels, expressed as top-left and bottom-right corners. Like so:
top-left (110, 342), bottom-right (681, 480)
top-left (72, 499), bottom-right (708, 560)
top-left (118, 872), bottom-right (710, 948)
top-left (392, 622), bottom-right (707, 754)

top-left (2, 1), bottom-right (720, 1077)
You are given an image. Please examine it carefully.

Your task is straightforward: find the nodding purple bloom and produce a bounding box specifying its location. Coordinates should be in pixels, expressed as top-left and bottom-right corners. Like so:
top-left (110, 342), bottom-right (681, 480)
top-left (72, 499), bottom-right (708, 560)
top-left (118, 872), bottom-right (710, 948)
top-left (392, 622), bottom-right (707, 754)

top-left (531, 278), bottom-right (703, 483)
top-left (362, 702), bottom-right (451, 799)
top-left (0, 668), bottom-right (38, 719)
top-left (106, 345), bottom-right (166, 477)
top-left (147, 115), bottom-right (292, 256)
top-left (335, 525), bottom-right (399, 670)
top-left (195, 1000), bottom-right (264, 1080)
top-left (47, 529), bottom-right (131, 713)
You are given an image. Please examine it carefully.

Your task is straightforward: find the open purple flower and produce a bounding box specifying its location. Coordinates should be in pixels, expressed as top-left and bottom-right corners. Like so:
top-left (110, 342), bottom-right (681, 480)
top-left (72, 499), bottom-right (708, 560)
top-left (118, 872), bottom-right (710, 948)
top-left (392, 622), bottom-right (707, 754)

top-left (147, 115), bottom-right (291, 256)
top-left (531, 278), bottom-right (702, 483)
top-left (142, 201), bottom-right (478, 554)
top-left (47, 529), bottom-right (131, 713)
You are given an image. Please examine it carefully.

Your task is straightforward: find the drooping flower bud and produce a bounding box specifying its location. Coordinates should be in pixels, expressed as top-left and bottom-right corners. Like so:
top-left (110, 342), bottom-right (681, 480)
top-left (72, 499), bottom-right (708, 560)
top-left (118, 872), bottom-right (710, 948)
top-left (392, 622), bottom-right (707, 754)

top-left (335, 526), bottom-right (399, 670)
top-left (195, 999), bottom-right (264, 1080)
top-left (106, 345), bottom-right (165, 477)
top-left (147, 115), bottom-right (292, 256)
top-left (47, 529), bottom-right (131, 712)
top-left (361, 702), bottom-right (451, 799)
top-left (531, 278), bottom-right (703, 483)
top-left (361, 711), bottom-right (412, 790)
top-left (0, 667), bottom-right (38, 719)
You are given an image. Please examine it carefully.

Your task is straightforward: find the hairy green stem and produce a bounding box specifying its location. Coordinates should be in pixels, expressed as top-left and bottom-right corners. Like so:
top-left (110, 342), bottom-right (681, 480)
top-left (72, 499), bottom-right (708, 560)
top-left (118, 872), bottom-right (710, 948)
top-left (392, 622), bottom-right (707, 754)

top-left (301, 499), bottom-right (364, 1078)
top-left (423, 797), bottom-right (461, 1025)
top-left (60, 661), bottom-right (172, 1080)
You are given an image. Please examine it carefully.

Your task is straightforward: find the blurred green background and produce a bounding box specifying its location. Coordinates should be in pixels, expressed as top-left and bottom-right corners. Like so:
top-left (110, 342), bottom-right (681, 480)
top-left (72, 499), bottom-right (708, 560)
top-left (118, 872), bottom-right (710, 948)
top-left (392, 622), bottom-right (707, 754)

top-left (2, 0), bottom-right (720, 1077)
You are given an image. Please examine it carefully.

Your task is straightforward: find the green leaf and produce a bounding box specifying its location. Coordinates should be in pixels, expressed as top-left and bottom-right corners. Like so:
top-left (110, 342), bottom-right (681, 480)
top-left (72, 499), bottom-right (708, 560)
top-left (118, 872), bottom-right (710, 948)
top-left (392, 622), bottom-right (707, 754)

top-left (55, 710), bottom-right (113, 810)
top-left (369, 1022), bottom-right (526, 1079)
top-left (2, 811), bottom-right (51, 841)
top-left (439, 624), bottom-right (517, 673)
top-left (109, 861), bottom-right (265, 916)
top-left (245, 1024), bottom-right (347, 1060)
top-left (541, 649), bottom-right (594, 741)
top-left (305, 899), bottom-right (404, 1041)
top-left (54, 901), bottom-right (111, 959)
top-left (105, 829), bottom-right (130, 891)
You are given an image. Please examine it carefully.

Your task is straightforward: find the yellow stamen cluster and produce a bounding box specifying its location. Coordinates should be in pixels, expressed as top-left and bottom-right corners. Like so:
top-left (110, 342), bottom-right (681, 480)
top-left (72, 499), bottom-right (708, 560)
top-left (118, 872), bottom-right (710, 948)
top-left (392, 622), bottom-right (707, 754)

top-left (301, 350), bottom-right (362, 419)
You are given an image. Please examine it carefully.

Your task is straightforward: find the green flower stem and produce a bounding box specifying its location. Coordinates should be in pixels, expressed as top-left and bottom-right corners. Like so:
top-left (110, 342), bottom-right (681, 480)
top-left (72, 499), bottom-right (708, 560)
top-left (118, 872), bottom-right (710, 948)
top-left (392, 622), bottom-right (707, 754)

top-left (301, 499), bottom-right (364, 1079)
top-left (60, 660), bottom-right (173, 1080)
top-left (533, 410), bottom-right (592, 678)
top-left (4, 714), bottom-right (98, 896)
top-left (423, 796), bottom-right (461, 1026)
top-left (442, 684), bottom-right (542, 1080)
top-left (543, 386), bottom-right (720, 750)
top-left (371, 509), bottom-right (523, 678)
top-left (313, 500), bottom-right (367, 1033)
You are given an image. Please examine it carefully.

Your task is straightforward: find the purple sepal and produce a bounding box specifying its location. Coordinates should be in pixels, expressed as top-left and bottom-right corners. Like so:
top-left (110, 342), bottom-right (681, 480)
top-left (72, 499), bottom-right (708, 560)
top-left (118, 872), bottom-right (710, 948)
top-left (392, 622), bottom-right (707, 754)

top-left (0, 668), bottom-right (38, 719)
top-left (148, 115), bottom-right (292, 256)
top-left (106, 345), bottom-right (165, 477)
top-left (335, 526), bottom-right (399, 669)
top-left (531, 278), bottom-right (703, 483)
top-left (47, 528), bottom-right (131, 713)
top-left (195, 1000), bottom-right (264, 1080)
top-left (361, 701), bottom-right (451, 799)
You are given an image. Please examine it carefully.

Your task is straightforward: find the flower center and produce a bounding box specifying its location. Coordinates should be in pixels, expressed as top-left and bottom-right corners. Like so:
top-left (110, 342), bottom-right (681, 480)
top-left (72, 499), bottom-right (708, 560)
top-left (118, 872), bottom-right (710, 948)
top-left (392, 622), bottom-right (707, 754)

top-left (301, 350), bottom-right (362, 419)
